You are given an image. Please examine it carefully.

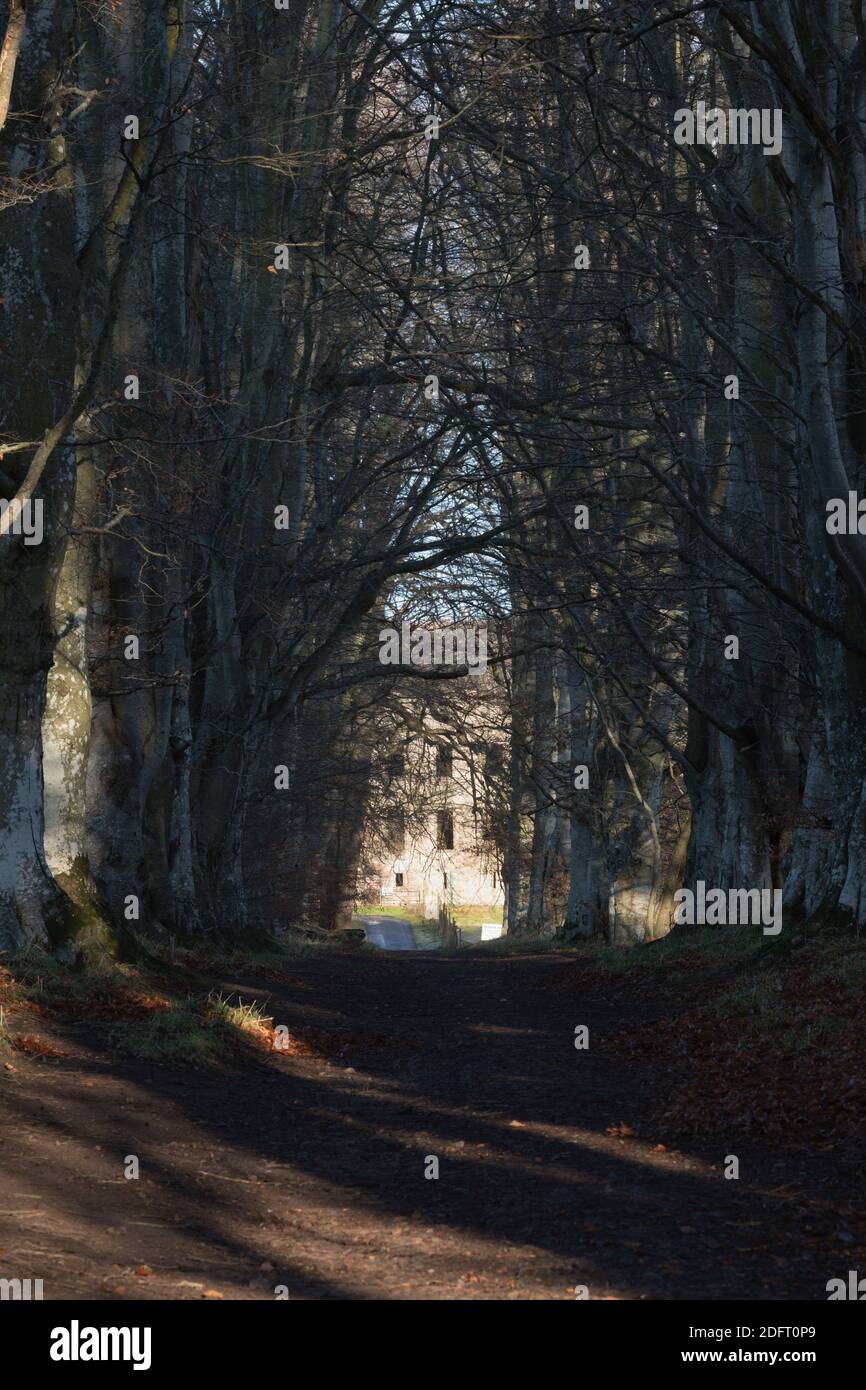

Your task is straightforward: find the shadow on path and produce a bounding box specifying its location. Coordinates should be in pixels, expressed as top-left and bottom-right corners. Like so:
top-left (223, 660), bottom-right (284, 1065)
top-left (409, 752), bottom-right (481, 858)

top-left (0, 950), bottom-right (856, 1299)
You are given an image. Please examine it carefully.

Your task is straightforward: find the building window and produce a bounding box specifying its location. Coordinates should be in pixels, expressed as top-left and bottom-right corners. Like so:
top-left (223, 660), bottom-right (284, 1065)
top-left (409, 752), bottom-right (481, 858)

top-left (443, 872), bottom-right (448, 889)
top-left (436, 745), bottom-right (453, 779)
top-left (485, 742), bottom-right (504, 774)
top-left (395, 872), bottom-right (404, 887)
top-left (436, 810), bottom-right (454, 850)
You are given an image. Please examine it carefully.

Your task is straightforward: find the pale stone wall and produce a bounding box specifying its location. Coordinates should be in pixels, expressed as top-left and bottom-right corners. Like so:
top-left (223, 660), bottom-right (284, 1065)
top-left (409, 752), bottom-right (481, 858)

top-left (361, 718), bottom-right (504, 918)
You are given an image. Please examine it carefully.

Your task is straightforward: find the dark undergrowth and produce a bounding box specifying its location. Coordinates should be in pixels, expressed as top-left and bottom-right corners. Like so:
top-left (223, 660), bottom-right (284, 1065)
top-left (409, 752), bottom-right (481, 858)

top-left (586, 923), bottom-right (866, 1153)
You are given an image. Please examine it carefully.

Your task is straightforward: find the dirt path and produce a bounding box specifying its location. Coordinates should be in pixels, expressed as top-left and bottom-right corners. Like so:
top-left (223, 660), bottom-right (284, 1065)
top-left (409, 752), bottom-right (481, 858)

top-left (0, 949), bottom-right (855, 1300)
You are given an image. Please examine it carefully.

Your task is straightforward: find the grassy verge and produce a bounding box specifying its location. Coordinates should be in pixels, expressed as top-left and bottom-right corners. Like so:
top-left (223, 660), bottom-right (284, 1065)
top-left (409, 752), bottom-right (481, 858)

top-left (593, 925), bottom-right (866, 1149)
top-left (567, 924), bottom-right (761, 975)
top-left (353, 902), bottom-right (426, 923)
top-left (0, 937), bottom-right (353, 1069)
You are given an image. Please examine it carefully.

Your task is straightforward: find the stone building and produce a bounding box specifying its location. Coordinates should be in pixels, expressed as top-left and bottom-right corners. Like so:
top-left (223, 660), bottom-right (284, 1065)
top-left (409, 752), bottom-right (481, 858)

top-left (360, 716), bottom-right (504, 920)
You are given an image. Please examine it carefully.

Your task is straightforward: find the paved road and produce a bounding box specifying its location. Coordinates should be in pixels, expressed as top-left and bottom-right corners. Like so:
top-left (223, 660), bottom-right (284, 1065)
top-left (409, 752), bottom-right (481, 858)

top-left (357, 915), bottom-right (417, 950)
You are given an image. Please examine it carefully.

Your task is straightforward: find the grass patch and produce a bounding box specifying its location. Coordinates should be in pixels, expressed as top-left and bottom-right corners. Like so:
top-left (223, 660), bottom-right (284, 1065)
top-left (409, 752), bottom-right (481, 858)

top-left (353, 902), bottom-right (425, 923)
top-left (9, 947), bottom-right (171, 1021)
top-left (572, 924), bottom-right (760, 977)
top-left (411, 919), bottom-right (443, 951)
top-left (146, 929), bottom-right (374, 980)
top-left (108, 991), bottom-right (275, 1065)
top-left (451, 905), bottom-right (504, 930)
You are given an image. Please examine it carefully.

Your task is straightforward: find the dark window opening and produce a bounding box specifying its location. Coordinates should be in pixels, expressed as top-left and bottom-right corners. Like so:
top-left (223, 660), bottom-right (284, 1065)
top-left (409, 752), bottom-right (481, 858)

top-left (395, 872), bottom-right (404, 887)
top-left (436, 745), bottom-right (453, 778)
top-left (485, 743), bottom-right (504, 773)
top-left (437, 810), bottom-right (454, 850)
